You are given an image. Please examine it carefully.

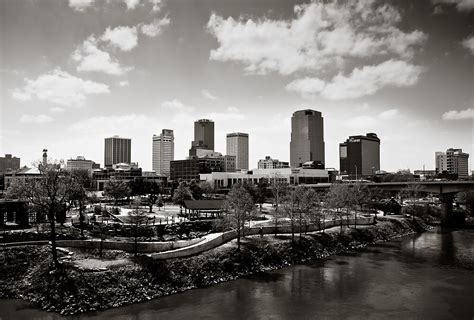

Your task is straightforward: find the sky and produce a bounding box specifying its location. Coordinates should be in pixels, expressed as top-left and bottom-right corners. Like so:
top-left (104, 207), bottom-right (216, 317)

top-left (0, 0), bottom-right (473, 173)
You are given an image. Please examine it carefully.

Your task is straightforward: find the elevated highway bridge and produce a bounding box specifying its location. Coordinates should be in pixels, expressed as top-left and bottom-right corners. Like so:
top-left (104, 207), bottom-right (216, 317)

top-left (304, 181), bottom-right (474, 226)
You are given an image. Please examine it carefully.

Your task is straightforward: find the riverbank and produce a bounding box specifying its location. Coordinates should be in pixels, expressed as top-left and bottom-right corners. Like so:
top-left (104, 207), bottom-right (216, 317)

top-left (0, 217), bottom-right (431, 315)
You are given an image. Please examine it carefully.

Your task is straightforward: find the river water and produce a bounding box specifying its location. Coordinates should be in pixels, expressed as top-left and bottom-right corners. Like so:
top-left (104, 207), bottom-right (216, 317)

top-left (1, 229), bottom-right (473, 320)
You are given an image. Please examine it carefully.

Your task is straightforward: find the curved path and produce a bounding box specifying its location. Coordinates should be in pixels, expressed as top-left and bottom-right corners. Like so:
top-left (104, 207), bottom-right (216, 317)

top-left (148, 216), bottom-right (374, 260)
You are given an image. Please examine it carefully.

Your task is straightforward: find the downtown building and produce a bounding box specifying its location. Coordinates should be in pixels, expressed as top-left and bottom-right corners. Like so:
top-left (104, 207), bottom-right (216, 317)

top-left (189, 119), bottom-right (214, 156)
top-left (436, 148), bottom-right (469, 179)
top-left (339, 133), bottom-right (380, 178)
top-left (152, 129), bottom-right (174, 177)
top-left (290, 109), bottom-right (325, 168)
top-left (104, 136), bottom-right (131, 168)
top-left (66, 156), bottom-right (99, 171)
top-left (201, 167), bottom-right (336, 189)
top-left (170, 157), bottom-right (225, 182)
top-left (226, 132), bottom-right (249, 171)
top-left (0, 154), bottom-right (20, 173)
top-left (258, 156), bottom-right (289, 169)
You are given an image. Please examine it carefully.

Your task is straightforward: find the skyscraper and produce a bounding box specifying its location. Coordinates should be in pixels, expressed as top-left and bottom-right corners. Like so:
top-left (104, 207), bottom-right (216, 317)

top-left (226, 132), bottom-right (249, 171)
top-left (290, 109), bottom-right (325, 168)
top-left (152, 129), bottom-right (174, 176)
top-left (339, 133), bottom-right (380, 178)
top-left (104, 136), bottom-right (131, 168)
top-left (189, 119), bottom-right (214, 156)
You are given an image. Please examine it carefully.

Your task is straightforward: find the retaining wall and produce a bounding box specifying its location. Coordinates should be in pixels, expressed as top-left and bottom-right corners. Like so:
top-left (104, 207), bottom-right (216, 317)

top-left (150, 216), bottom-right (374, 260)
top-left (56, 237), bottom-right (203, 253)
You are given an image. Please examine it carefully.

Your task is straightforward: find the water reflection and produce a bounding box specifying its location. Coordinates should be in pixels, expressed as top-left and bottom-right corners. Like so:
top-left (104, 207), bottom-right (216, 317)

top-left (1, 229), bottom-right (473, 320)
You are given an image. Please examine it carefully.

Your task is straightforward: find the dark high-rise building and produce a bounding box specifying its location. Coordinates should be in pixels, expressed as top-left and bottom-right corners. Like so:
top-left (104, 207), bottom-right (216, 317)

top-left (290, 109), bottom-right (325, 168)
top-left (189, 119), bottom-right (214, 156)
top-left (104, 136), bottom-right (131, 168)
top-left (170, 157), bottom-right (224, 182)
top-left (0, 154), bottom-right (20, 173)
top-left (339, 133), bottom-right (380, 178)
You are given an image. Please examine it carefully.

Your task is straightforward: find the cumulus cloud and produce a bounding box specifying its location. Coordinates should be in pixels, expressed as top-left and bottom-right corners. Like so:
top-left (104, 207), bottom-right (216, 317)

top-left (149, 0), bottom-right (161, 11)
top-left (432, 0), bottom-right (474, 11)
top-left (12, 68), bottom-right (109, 107)
top-left (161, 99), bottom-right (195, 112)
top-left (344, 108), bottom-right (400, 128)
top-left (285, 78), bottom-right (325, 98)
top-left (201, 89), bottom-right (218, 100)
top-left (69, 0), bottom-right (95, 12)
top-left (462, 36), bottom-right (474, 55)
top-left (20, 114), bottom-right (54, 124)
top-left (207, 1), bottom-right (427, 76)
top-left (101, 26), bottom-right (138, 51)
top-left (50, 107), bottom-right (65, 113)
top-left (286, 60), bottom-right (423, 100)
top-left (118, 80), bottom-right (130, 87)
top-left (141, 16), bottom-right (171, 37)
top-left (379, 108), bottom-right (399, 119)
top-left (72, 36), bottom-right (133, 75)
top-left (123, 0), bottom-right (140, 10)
top-left (442, 108), bottom-right (474, 120)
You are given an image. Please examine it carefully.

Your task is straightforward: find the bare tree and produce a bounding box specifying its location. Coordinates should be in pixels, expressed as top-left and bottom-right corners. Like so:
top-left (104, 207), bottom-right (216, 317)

top-left (326, 184), bottom-right (350, 233)
top-left (224, 184), bottom-right (254, 251)
top-left (270, 172), bottom-right (289, 212)
top-left (6, 162), bottom-right (78, 268)
top-left (128, 200), bottom-right (148, 257)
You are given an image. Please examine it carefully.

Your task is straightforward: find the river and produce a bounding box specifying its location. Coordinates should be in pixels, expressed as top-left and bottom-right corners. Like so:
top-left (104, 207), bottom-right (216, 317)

top-left (1, 228), bottom-right (473, 320)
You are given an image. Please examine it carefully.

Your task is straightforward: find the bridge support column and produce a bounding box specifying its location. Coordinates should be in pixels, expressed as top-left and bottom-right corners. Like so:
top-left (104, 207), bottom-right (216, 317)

top-left (439, 193), bottom-right (455, 227)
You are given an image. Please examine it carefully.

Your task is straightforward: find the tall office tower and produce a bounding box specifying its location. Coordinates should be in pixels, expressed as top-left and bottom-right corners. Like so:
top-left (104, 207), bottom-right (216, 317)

top-left (189, 119), bottom-right (214, 156)
top-left (435, 152), bottom-right (448, 174)
top-left (290, 109), bottom-right (325, 168)
top-left (226, 132), bottom-right (249, 171)
top-left (104, 136), bottom-right (131, 168)
top-left (339, 133), bottom-right (380, 178)
top-left (446, 148), bottom-right (469, 178)
top-left (152, 129), bottom-right (174, 176)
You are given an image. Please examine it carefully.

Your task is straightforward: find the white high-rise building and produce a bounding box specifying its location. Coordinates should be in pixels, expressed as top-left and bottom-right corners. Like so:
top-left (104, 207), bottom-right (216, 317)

top-left (152, 129), bottom-right (174, 176)
top-left (226, 132), bottom-right (249, 171)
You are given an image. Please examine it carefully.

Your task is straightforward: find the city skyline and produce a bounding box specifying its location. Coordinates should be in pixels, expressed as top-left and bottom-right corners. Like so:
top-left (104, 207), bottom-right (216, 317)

top-left (1, 0), bottom-right (473, 172)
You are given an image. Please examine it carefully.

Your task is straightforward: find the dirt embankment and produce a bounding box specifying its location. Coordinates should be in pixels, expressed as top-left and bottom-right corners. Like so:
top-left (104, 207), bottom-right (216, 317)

top-left (0, 217), bottom-right (430, 315)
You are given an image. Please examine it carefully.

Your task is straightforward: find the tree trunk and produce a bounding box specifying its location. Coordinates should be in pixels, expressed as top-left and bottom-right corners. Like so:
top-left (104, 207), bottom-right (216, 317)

top-left (237, 224), bottom-right (241, 252)
top-left (79, 200), bottom-right (85, 238)
top-left (149, 204), bottom-right (153, 213)
top-left (49, 211), bottom-right (59, 269)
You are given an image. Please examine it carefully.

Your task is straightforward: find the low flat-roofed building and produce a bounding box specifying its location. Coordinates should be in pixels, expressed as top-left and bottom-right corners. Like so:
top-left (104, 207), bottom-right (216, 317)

top-left (200, 167), bottom-right (330, 189)
top-left (66, 156), bottom-right (98, 171)
top-left (257, 156), bottom-right (289, 169)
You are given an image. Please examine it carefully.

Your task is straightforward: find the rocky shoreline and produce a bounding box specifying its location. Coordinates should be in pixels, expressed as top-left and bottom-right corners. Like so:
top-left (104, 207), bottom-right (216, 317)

top-left (0, 217), bottom-right (432, 316)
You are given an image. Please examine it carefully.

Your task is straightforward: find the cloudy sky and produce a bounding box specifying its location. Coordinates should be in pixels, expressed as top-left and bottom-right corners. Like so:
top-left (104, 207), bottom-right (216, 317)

top-left (1, 0), bottom-right (473, 172)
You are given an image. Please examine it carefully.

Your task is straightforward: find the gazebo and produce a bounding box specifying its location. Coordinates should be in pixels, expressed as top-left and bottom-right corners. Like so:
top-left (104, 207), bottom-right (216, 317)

top-left (183, 200), bottom-right (224, 219)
